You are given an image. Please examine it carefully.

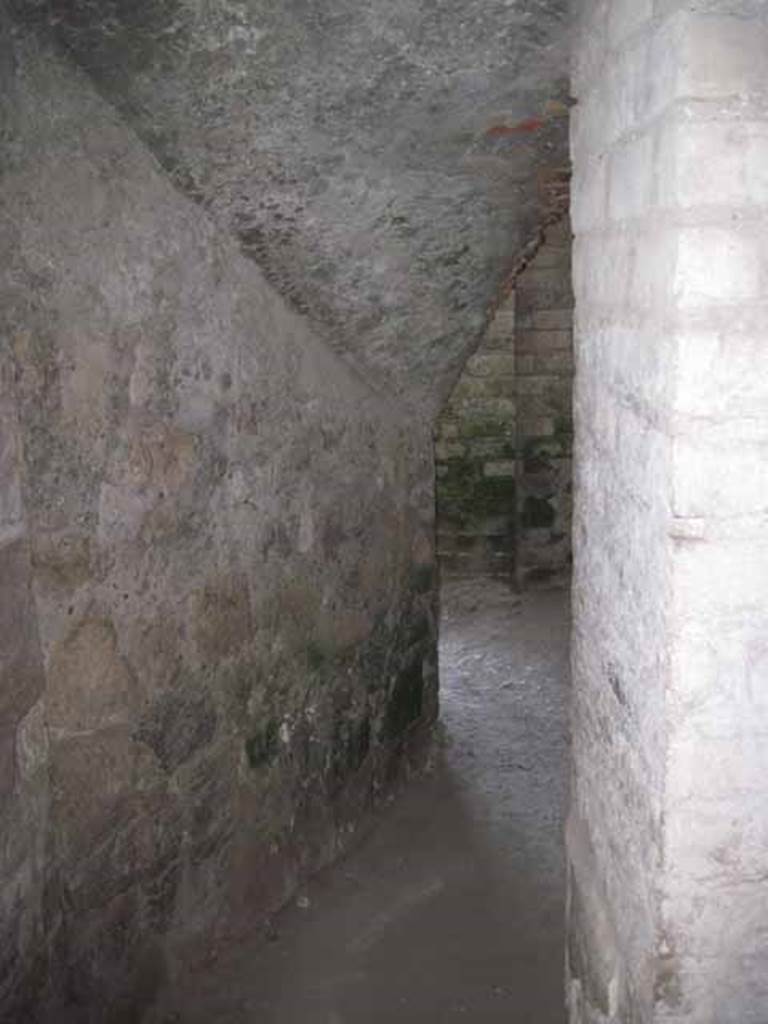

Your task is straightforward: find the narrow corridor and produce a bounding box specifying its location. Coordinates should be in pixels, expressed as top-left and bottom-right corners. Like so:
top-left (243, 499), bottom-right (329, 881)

top-left (7, 8), bottom-right (768, 1018)
top-left (153, 580), bottom-right (570, 1023)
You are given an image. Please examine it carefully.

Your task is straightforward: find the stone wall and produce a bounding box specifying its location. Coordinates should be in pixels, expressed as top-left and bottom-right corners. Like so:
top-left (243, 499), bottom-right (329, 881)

top-left (568, 2), bottom-right (768, 1021)
top-left (0, 31), bottom-right (438, 1023)
top-left (434, 218), bottom-right (574, 586)
top-left (514, 217), bottom-right (574, 588)
top-left (434, 301), bottom-right (517, 578)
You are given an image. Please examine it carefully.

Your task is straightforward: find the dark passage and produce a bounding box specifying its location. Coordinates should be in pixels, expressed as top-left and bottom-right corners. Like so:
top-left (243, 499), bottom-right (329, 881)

top-left (149, 579), bottom-right (570, 1023)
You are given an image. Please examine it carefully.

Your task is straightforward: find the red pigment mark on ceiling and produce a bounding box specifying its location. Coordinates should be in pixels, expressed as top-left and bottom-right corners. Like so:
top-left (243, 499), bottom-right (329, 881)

top-left (485, 117), bottom-right (545, 138)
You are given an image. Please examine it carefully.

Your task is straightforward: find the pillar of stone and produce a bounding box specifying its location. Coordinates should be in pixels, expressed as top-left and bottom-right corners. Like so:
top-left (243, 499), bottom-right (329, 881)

top-left (568, 2), bottom-right (768, 1020)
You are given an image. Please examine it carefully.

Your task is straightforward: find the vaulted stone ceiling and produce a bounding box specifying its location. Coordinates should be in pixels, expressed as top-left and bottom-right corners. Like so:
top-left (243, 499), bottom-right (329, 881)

top-left (12, 0), bottom-right (571, 413)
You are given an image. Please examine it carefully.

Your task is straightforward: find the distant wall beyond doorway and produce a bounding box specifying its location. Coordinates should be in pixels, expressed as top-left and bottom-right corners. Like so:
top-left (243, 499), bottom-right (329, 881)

top-left (434, 217), bottom-right (574, 588)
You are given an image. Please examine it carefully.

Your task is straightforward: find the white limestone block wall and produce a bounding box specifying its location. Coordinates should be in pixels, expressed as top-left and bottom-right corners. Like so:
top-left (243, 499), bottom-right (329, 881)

top-left (568, 1), bottom-right (768, 1021)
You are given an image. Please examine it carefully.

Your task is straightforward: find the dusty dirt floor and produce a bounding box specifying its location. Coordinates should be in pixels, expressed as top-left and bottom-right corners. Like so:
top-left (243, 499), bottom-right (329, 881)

top-left (154, 579), bottom-right (570, 1023)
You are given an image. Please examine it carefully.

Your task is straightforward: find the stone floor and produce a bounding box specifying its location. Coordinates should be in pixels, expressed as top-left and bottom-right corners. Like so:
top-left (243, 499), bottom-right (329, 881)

top-left (154, 578), bottom-right (570, 1023)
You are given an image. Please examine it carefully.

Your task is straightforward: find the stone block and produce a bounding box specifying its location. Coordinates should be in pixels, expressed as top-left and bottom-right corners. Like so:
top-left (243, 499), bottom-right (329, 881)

top-left (673, 422), bottom-right (768, 520)
top-left (659, 119), bottom-right (768, 211)
top-left (517, 266), bottom-right (573, 296)
top-left (516, 375), bottom-right (554, 397)
top-left (0, 726), bottom-right (16, 809)
top-left (531, 244), bottom-right (570, 270)
top-left (645, 13), bottom-right (686, 121)
top-left (572, 233), bottom-right (627, 309)
top-left (548, 218), bottom-right (572, 244)
top-left (675, 227), bottom-right (760, 306)
top-left (190, 575), bottom-right (253, 662)
top-left (436, 420), bottom-right (459, 440)
top-left (475, 514), bottom-right (515, 536)
top-left (464, 352), bottom-right (516, 378)
top-left (98, 422), bottom-right (199, 548)
top-left (476, 397), bottom-right (516, 420)
top-left (675, 330), bottom-right (768, 422)
top-left (483, 460), bottom-right (516, 479)
top-left (531, 309), bottom-right (573, 331)
top-left (0, 539), bottom-right (45, 728)
top-left (135, 681), bottom-right (218, 774)
top-left (530, 351), bottom-right (575, 375)
top-left (50, 728), bottom-right (140, 860)
top-left (15, 701), bottom-right (48, 783)
top-left (0, 396), bottom-right (22, 533)
top-left (516, 273), bottom-right (574, 313)
top-left (516, 329), bottom-right (572, 354)
top-left (607, 132), bottom-right (653, 223)
top-left (465, 437), bottom-right (513, 460)
top-left (434, 440), bottom-right (466, 461)
top-left (178, 748), bottom-right (238, 865)
top-left (608, 0), bottom-right (653, 49)
top-left (572, 0), bottom-right (610, 95)
top-left (47, 619), bottom-right (138, 735)
top-left (457, 416), bottom-right (515, 440)
top-left (486, 312), bottom-right (515, 348)
top-left (678, 13), bottom-right (768, 102)
top-left (452, 375), bottom-right (517, 403)
top-left (575, 229), bottom-right (679, 312)
top-left (574, 33), bottom-right (650, 151)
top-left (518, 417), bottom-right (556, 439)
top-left (51, 730), bottom-right (178, 901)
top-left (517, 395), bottom-right (565, 422)
top-left (30, 530), bottom-right (92, 589)
top-left (569, 149), bottom-right (608, 234)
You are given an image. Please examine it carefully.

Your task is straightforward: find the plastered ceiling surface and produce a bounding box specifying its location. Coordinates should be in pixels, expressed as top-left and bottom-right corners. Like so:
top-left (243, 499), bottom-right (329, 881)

top-left (12, 0), bottom-right (570, 411)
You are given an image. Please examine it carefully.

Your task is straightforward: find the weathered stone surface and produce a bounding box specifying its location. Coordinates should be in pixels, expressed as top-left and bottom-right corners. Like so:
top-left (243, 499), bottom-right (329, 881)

top-left (46, 620), bottom-right (139, 736)
top-left (0, 24), bottom-right (440, 1021)
top-left (9, 0), bottom-right (570, 414)
top-left (569, 3), bottom-right (768, 1022)
top-left (136, 683), bottom-right (217, 775)
top-left (435, 215), bottom-right (574, 586)
top-left (50, 729), bottom-right (155, 866)
top-left (45, 886), bottom-right (168, 1024)
top-left (98, 422), bottom-right (201, 549)
top-left (513, 218), bottom-right (573, 589)
top-left (190, 576), bottom-right (253, 664)
top-left (0, 539), bottom-right (45, 727)
top-left (30, 532), bottom-right (91, 589)
top-left (15, 701), bottom-right (48, 784)
top-left (383, 655), bottom-right (426, 742)
top-left (435, 293), bottom-right (518, 578)
top-left (0, 393), bottom-right (23, 537)
top-left (0, 727), bottom-right (15, 809)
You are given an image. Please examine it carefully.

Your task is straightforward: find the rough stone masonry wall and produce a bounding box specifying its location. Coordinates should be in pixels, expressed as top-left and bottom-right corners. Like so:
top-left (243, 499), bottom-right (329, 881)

top-left (434, 218), bottom-right (573, 586)
top-left (434, 300), bottom-right (517, 578)
top-left (569, 2), bottom-right (768, 1022)
top-left (0, 29), bottom-right (438, 1023)
top-left (514, 217), bottom-right (574, 588)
